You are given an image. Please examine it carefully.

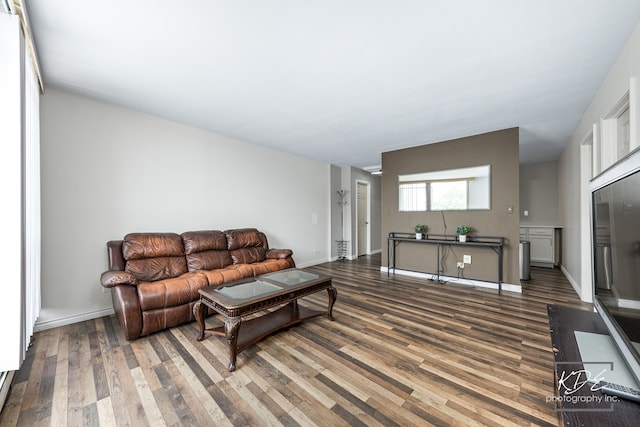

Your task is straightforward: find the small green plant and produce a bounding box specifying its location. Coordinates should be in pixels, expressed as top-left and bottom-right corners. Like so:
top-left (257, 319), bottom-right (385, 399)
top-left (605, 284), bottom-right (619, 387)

top-left (456, 225), bottom-right (471, 235)
top-left (415, 224), bottom-right (427, 233)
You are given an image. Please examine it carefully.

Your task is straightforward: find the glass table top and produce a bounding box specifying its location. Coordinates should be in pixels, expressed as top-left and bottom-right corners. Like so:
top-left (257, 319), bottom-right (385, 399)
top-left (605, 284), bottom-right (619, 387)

top-left (215, 280), bottom-right (280, 300)
top-left (210, 270), bottom-right (322, 302)
top-left (262, 270), bottom-right (319, 286)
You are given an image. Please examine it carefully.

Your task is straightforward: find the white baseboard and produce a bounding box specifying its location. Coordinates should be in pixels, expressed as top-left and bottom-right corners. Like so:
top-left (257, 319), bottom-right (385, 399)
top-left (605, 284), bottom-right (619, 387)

top-left (559, 264), bottom-right (588, 301)
top-left (379, 266), bottom-right (521, 293)
top-left (296, 257), bottom-right (333, 268)
top-left (34, 307), bottom-right (115, 332)
top-left (302, 249), bottom-right (381, 265)
top-left (531, 262), bottom-right (555, 268)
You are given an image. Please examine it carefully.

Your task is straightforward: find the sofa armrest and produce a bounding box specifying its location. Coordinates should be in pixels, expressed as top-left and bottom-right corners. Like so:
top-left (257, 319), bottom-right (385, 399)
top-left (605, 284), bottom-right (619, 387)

top-left (100, 270), bottom-right (139, 288)
top-left (266, 248), bottom-right (293, 260)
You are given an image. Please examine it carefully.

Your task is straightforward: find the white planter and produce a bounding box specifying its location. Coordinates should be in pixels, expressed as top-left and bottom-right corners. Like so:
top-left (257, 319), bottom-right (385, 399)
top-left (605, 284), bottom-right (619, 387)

top-left (416, 233), bottom-right (422, 240)
top-left (459, 234), bottom-right (467, 242)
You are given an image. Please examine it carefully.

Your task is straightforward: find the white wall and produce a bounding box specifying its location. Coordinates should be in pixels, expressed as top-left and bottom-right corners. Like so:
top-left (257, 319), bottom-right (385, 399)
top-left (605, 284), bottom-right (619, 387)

top-left (38, 87), bottom-right (331, 329)
top-left (559, 22), bottom-right (640, 299)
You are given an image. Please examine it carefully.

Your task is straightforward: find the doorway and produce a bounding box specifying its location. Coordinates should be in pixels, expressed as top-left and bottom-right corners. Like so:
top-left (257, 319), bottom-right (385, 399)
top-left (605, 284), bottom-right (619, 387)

top-left (356, 181), bottom-right (370, 256)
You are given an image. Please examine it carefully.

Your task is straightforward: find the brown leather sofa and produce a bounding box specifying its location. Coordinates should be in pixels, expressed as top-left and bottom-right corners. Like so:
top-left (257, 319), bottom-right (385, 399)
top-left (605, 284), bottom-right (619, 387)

top-left (100, 228), bottom-right (295, 340)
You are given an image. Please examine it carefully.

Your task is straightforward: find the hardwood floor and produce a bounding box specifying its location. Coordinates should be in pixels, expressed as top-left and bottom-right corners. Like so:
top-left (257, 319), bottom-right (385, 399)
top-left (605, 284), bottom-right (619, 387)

top-left (0, 255), bottom-right (592, 426)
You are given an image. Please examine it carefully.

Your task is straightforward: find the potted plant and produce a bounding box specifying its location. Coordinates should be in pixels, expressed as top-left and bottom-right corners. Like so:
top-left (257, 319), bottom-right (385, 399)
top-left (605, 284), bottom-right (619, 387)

top-left (415, 224), bottom-right (427, 240)
top-left (456, 225), bottom-right (471, 242)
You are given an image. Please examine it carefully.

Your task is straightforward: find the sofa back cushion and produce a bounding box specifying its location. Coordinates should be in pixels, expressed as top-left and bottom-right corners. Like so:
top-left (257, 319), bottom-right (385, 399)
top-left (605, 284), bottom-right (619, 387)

top-left (122, 233), bottom-right (187, 281)
top-left (225, 228), bottom-right (266, 264)
top-left (181, 230), bottom-right (233, 271)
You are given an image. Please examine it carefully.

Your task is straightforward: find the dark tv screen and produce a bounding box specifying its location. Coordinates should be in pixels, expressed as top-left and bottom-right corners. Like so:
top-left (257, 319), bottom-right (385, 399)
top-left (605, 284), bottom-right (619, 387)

top-left (593, 167), bottom-right (640, 384)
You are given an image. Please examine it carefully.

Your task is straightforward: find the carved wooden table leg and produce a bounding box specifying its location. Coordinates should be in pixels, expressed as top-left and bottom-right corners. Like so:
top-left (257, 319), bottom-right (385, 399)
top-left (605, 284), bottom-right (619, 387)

top-left (326, 286), bottom-right (337, 321)
top-left (194, 300), bottom-right (206, 341)
top-left (225, 316), bottom-right (242, 372)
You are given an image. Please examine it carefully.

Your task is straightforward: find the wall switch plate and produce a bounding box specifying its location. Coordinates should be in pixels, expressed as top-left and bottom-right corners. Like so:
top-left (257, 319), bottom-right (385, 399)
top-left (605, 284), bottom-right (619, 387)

top-left (506, 205), bottom-right (514, 214)
top-left (457, 261), bottom-right (465, 269)
top-left (463, 255), bottom-right (472, 264)
top-left (524, 210), bottom-right (529, 216)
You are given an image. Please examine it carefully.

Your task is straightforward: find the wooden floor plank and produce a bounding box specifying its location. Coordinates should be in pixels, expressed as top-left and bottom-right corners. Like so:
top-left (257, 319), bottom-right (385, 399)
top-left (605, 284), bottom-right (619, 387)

top-left (0, 381), bottom-right (27, 426)
top-left (129, 366), bottom-right (167, 427)
top-left (50, 324), bottom-right (69, 427)
top-left (78, 328), bottom-right (97, 410)
top-left (1, 257), bottom-right (587, 426)
top-left (65, 323), bottom-right (83, 426)
top-left (163, 358), bottom-right (218, 427)
top-left (18, 336), bottom-right (46, 414)
top-left (81, 402), bottom-right (99, 427)
top-left (95, 397), bottom-right (118, 427)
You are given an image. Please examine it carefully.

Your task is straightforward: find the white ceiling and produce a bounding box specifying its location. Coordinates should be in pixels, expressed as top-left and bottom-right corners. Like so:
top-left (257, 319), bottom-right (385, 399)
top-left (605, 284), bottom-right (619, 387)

top-left (26, 1), bottom-right (640, 169)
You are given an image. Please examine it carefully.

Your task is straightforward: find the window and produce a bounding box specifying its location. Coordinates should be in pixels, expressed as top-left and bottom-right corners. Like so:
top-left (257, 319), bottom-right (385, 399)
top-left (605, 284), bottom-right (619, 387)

top-left (431, 180), bottom-right (467, 210)
top-left (399, 180), bottom-right (468, 211)
top-left (398, 165), bottom-right (490, 212)
top-left (617, 107), bottom-right (630, 159)
top-left (598, 92), bottom-right (631, 174)
top-left (0, 12), bottom-right (41, 373)
top-left (399, 182), bottom-right (427, 211)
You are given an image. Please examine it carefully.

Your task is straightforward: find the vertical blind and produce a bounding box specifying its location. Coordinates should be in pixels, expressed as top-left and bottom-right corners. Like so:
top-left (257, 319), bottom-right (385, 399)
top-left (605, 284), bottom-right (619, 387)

top-left (24, 35), bottom-right (41, 360)
top-left (0, 12), bottom-right (41, 373)
top-left (399, 182), bottom-right (427, 211)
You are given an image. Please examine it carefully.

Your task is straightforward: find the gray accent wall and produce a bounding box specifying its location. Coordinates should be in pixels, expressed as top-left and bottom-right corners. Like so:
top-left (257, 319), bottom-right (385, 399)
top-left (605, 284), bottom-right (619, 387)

top-left (520, 161), bottom-right (560, 225)
top-left (381, 128), bottom-right (520, 285)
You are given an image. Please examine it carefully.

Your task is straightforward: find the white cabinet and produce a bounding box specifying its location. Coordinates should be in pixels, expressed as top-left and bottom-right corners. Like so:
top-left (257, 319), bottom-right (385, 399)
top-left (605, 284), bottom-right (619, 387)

top-left (520, 226), bottom-right (560, 268)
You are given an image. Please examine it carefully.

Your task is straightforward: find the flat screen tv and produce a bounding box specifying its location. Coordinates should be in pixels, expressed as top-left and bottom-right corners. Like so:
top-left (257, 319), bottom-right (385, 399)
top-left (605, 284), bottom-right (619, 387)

top-left (592, 154), bottom-right (640, 387)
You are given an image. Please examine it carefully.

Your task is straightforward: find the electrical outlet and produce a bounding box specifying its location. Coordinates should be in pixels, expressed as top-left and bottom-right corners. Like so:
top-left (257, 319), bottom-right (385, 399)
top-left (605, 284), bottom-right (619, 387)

top-left (457, 261), bottom-right (465, 269)
top-left (463, 255), bottom-right (472, 264)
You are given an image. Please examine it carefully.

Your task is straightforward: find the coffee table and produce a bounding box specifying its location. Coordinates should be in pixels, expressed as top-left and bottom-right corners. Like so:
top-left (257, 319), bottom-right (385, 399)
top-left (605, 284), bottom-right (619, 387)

top-left (193, 269), bottom-right (337, 371)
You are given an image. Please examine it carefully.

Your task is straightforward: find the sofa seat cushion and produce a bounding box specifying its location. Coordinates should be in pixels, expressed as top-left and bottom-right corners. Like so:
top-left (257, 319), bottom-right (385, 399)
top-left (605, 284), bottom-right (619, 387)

top-left (123, 233), bottom-right (188, 281)
top-left (182, 230), bottom-right (233, 271)
top-left (249, 259), bottom-right (293, 276)
top-left (137, 271), bottom-right (208, 311)
top-left (199, 264), bottom-right (254, 287)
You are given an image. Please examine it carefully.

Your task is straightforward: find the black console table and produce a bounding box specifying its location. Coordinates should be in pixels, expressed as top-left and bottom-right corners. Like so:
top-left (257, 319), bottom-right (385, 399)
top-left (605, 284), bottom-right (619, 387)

top-left (387, 232), bottom-right (505, 293)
